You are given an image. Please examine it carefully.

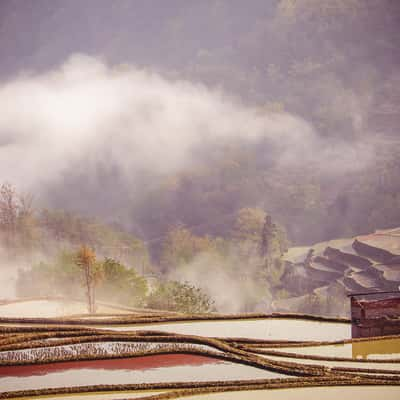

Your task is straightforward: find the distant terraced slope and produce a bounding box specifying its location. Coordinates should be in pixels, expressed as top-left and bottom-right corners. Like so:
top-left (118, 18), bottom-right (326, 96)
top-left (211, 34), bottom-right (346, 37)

top-left (275, 229), bottom-right (400, 316)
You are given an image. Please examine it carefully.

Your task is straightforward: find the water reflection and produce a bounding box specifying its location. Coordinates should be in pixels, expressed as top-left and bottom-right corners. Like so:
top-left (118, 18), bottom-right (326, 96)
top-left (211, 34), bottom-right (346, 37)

top-left (0, 356), bottom-right (282, 391)
top-left (277, 338), bottom-right (400, 360)
top-left (0, 354), bottom-right (219, 377)
top-left (352, 338), bottom-right (400, 359)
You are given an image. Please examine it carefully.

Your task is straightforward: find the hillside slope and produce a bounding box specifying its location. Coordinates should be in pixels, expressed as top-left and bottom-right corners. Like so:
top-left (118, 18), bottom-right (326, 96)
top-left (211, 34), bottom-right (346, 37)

top-left (275, 228), bottom-right (400, 317)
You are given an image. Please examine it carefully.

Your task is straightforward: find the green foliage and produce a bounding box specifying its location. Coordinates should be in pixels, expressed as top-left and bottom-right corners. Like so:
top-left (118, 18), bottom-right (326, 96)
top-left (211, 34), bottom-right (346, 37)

top-left (160, 225), bottom-right (218, 270)
top-left (16, 251), bottom-right (82, 298)
top-left (155, 210), bottom-right (288, 313)
top-left (147, 281), bottom-right (215, 314)
top-left (39, 209), bottom-right (149, 265)
top-left (99, 258), bottom-right (147, 307)
top-left (231, 208), bottom-right (266, 244)
top-left (16, 252), bottom-right (147, 308)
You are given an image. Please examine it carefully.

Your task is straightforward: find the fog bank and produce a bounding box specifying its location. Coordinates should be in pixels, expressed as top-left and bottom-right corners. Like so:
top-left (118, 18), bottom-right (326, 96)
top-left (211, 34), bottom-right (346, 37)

top-left (0, 55), bottom-right (373, 194)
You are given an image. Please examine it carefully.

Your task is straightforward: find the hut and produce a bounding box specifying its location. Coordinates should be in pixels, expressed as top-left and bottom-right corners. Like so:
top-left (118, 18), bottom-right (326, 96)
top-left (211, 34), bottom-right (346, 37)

top-left (349, 291), bottom-right (400, 338)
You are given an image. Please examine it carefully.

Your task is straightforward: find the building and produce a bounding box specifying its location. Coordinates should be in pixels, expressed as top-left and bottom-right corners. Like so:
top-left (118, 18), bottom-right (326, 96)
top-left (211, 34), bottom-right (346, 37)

top-left (349, 291), bottom-right (400, 338)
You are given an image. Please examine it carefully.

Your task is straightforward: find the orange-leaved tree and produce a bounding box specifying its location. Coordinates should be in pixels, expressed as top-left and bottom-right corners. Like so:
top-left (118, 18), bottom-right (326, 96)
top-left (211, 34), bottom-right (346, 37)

top-left (75, 245), bottom-right (103, 313)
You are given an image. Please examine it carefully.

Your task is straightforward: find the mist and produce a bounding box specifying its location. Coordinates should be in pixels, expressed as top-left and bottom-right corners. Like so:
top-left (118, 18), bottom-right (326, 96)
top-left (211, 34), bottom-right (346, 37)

top-left (0, 53), bottom-right (386, 309)
top-left (0, 54), bottom-right (373, 194)
top-left (167, 251), bottom-right (271, 314)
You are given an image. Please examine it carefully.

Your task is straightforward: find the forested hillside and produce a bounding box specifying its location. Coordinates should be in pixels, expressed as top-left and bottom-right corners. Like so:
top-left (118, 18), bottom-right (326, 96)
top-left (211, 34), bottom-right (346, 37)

top-left (1, 0), bottom-right (399, 248)
top-left (0, 1), bottom-right (399, 314)
top-left (1, 183), bottom-right (288, 313)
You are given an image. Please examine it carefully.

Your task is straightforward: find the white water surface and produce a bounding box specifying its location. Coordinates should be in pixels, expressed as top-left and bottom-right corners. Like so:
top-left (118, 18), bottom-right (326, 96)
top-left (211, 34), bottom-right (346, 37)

top-left (0, 300), bottom-right (127, 318)
top-left (263, 354), bottom-right (400, 372)
top-left (184, 386), bottom-right (400, 400)
top-left (94, 319), bottom-right (351, 342)
top-left (0, 361), bottom-right (282, 391)
top-left (36, 391), bottom-right (165, 400)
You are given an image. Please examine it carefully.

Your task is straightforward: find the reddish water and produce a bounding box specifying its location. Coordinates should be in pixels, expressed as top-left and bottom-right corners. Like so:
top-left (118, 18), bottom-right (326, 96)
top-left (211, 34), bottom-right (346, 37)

top-left (0, 354), bottom-right (221, 377)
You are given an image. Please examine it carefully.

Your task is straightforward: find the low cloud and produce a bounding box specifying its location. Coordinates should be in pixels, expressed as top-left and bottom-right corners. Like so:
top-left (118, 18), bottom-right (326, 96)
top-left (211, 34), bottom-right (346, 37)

top-left (0, 54), bottom-right (373, 196)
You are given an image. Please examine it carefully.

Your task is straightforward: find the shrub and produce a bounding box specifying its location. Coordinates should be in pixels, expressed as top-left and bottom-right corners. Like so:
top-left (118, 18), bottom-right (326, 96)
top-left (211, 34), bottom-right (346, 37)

top-left (147, 280), bottom-right (215, 313)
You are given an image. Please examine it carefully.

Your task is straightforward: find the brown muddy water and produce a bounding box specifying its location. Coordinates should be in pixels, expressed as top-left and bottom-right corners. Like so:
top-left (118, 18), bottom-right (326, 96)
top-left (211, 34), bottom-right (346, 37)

top-left (352, 337), bottom-right (400, 359)
top-left (272, 337), bottom-right (400, 360)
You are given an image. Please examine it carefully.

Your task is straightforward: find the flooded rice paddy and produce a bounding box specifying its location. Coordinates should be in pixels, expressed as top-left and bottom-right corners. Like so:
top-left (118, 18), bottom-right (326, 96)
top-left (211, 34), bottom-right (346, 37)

top-left (0, 298), bottom-right (399, 399)
top-left (94, 318), bottom-right (351, 341)
top-left (0, 300), bottom-right (129, 318)
top-left (0, 342), bottom-right (222, 362)
top-left (352, 337), bottom-right (400, 359)
top-left (261, 353), bottom-right (400, 372)
top-left (183, 386), bottom-right (400, 400)
top-left (274, 337), bottom-right (400, 360)
top-left (35, 392), bottom-right (166, 400)
top-left (0, 355), bottom-right (281, 391)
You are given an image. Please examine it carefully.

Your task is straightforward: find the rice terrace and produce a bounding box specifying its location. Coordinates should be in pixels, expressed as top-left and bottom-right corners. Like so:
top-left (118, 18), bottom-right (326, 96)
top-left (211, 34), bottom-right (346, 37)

top-left (1, 0), bottom-right (400, 398)
top-left (0, 295), bottom-right (399, 399)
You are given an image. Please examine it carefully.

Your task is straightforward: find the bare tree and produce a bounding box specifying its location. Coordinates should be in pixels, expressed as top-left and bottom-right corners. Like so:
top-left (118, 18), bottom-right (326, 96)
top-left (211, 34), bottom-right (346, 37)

top-left (0, 183), bottom-right (19, 251)
top-left (0, 183), bottom-right (37, 256)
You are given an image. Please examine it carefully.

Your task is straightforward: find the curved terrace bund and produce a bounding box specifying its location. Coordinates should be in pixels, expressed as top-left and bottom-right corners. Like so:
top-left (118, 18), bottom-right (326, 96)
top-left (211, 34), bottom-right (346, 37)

top-left (0, 298), bottom-right (399, 400)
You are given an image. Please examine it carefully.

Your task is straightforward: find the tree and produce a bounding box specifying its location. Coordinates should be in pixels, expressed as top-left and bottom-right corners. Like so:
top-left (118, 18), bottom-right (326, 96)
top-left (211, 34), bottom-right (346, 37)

top-left (147, 280), bottom-right (215, 314)
top-left (0, 183), bottom-right (19, 251)
top-left (16, 250), bottom-right (83, 298)
top-left (231, 208), bottom-right (266, 243)
top-left (260, 214), bottom-right (289, 260)
top-left (230, 208), bottom-right (266, 261)
top-left (160, 225), bottom-right (216, 271)
top-left (75, 245), bottom-right (103, 313)
top-left (100, 258), bottom-right (147, 306)
top-left (17, 192), bottom-right (37, 252)
top-left (16, 251), bottom-right (149, 308)
top-left (0, 183), bottom-right (38, 255)
top-left (230, 208), bottom-right (288, 261)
